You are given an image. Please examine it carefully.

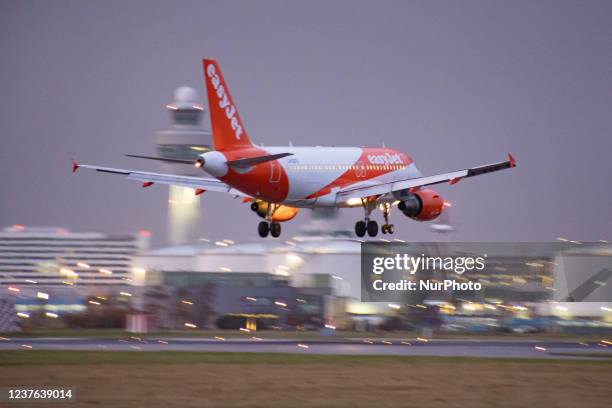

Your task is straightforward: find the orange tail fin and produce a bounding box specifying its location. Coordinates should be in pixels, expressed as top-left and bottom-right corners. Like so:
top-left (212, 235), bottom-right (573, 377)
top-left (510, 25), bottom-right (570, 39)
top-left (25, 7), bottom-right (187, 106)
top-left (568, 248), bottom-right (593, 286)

top-left (202, 58), bottom-right (252, 151)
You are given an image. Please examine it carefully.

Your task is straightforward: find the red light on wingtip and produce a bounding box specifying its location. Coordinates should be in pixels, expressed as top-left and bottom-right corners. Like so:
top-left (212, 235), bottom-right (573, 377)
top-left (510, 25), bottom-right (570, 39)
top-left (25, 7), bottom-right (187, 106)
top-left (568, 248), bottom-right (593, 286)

top-left (139, 229), bottom-right (151, 237)
top-left (508, 153), bottom-right (516, 167)
top-left (142, 182), bottom-right (154, 188)
top-left (72, 160), bottom-right (80, 173)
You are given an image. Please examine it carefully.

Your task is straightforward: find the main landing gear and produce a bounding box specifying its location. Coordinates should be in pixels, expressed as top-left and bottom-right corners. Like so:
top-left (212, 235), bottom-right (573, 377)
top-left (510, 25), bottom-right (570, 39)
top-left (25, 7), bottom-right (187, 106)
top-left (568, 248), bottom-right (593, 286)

top-left (253, 201), bottom-right (282, 238)
top-left (258, 220), bottom-right (281, 238)
top-left (354, 199), bottom-right (394, 238)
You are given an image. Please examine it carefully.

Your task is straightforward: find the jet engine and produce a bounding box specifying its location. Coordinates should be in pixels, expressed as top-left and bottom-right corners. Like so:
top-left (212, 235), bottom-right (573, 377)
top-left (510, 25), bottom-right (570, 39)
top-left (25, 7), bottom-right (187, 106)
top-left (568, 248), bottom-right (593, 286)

top-left (396, 189), bottom-right (444, 221)
top-left (250, 200), bottom-right (299, 222)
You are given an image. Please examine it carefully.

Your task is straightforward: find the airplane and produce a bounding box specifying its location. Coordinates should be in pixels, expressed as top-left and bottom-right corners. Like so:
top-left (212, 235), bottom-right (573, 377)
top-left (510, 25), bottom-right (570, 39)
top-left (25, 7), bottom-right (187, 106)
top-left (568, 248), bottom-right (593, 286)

top-left (73, 58), bottom-right (516, 239)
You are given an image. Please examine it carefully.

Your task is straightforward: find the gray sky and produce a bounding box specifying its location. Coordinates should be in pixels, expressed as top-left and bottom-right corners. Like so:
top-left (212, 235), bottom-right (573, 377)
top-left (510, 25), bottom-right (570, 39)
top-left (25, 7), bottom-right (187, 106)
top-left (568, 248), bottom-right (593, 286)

top-left (1, 0), bottom-right (611, 245)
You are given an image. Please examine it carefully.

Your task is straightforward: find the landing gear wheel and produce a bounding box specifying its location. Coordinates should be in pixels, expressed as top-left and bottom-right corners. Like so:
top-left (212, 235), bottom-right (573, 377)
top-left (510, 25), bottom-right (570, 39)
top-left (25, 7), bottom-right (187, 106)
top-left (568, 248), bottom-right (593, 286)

top-left (355, 221), bottom-right (366, 237)
top-left (387, 224), bottom-right (395, 234)
top-left (381, 224), bottom-right (388, 234)
top-left (251, 202), bottom-right (259, 212)
top-left (258, 221), bottom-right (269, 238)
top-left (270, 222), bottom-right (281, 238)
top-left (367, 220), bottom-right (378, 237)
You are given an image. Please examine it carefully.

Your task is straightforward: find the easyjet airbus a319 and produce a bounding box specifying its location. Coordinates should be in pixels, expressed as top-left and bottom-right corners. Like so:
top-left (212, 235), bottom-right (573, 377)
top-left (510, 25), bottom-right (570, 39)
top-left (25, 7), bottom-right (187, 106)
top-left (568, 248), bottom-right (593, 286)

top-left (74, 58), bottom-right (516, 238)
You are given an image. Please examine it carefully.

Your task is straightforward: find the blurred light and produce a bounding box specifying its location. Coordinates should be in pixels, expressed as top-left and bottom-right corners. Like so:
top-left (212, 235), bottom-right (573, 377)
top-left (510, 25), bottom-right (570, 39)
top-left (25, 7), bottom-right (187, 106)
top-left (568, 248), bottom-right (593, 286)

top-left (119, 292), bottom-right (132, 297)
top-left (21, 344), bottom-right (32, 349)
top-left (222, 239), bottom-right (235, 245)
top-left (274, 301), bottom-right (287, 307)
top-left (77, 262), bottom-right (90, 269)
top-left (133, 267), bottom-right (146, 274)
top-left (25, 279), bottom-right (37, 284)
top-left (61, 281), bottom-right (74, 286)
top-left (220, 267), bottom-right (232, 272)
top-left (192, 105), bottom-right (204, 111)
top-left (181, 300), bottom-right (194, 305)
top-left (416, 337), bottom-right (428, 342)
top-left (17, 312), bottom-right (29, 318)
top-left (346, 198), bottom-right (362, 207)
top-left (239, 328), bottom-right (251, 332)
top-left (381, 340), bottom-right (392, 345)
top-left (601, 306), bottom-right (612, 312)
top-left (99, 269), bottom-right (113, 275)
top-left (246, 297), bottom-right (257, 302)
top-left (8, 287), bottom-right (20, 293)
top-left (324, 324), bottom-right (336, 330)
top-left (535, 346), bottom-right (546, 351)
top-left (297, 344), bottom-right (309, 349)
top-left (388, 303), bottom-right (401, 310)
top-left (96, 296), bottom-right (107, 301)
top-left (215, 241), bottom-right (228, 247)
top-left (158, 340), bottom-right (169, 345)
top-left (443, 201), bottom-right (452, 207)
top-left (88, 300), bottom-right (101, 306)
top-left (556, 237), bottom-right (568, 242)
top-left (36, 292), bottom-right (49, 300)
top-left (251, 337), bottom-right (263, 341)
top-left (555, 306), bottom-right (568, 312)
top-left (184, 323), bottom-right (197, 328)
top-left (214, 336), bottom-right (225, 341)
top-left (332, 275), bottom-right (343, 280)
top-left (60, 268), bottom-right (77, 277)
top-left (45, 312), bottom-right (58, 318)
top-left (166, 104), bottom-right (178, 110)
top-left (139, 229), bottom-right (151, 237)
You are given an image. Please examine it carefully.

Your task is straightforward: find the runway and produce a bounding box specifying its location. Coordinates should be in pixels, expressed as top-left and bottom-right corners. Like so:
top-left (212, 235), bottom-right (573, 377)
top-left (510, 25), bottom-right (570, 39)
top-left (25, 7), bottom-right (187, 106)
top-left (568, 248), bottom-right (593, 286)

top-left (2, 337), bottom-right (611, 359)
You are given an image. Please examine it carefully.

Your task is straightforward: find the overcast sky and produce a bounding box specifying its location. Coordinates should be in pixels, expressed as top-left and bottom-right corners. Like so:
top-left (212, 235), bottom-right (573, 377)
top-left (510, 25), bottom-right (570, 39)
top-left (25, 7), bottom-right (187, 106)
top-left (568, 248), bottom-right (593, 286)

top-left (1, 0), bottom-right (611, 245)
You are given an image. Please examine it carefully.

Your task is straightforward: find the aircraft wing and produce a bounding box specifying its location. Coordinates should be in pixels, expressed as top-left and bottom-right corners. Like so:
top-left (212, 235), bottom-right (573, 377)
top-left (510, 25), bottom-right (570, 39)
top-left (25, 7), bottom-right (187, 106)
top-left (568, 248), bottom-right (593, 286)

top-left (337, 154), bottom-right (516, 201)
top-left (72, 161), bottom-right (247, 196)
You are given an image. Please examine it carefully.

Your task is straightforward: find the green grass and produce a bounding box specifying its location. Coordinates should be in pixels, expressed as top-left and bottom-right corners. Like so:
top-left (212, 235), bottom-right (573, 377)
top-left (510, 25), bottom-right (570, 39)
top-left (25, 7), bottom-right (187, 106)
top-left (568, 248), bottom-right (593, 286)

top-left (1, 350), bottom-right (611, 367)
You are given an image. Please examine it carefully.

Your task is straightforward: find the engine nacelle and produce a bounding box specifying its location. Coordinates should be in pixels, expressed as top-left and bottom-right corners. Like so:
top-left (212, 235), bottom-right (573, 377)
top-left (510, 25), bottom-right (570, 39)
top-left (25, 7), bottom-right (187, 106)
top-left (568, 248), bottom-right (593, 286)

top-left (196, 151), bottom-right (228, 177)
top-left (251, 201), bottom-right (299, 222)
top-left (397, 189), bottom-right (444, 221)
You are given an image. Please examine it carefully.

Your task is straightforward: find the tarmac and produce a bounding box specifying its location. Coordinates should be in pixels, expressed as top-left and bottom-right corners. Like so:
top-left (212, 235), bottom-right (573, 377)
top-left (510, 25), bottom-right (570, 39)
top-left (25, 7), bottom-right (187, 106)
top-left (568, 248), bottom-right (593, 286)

top-left (2, 337), bottom-right (611, 359)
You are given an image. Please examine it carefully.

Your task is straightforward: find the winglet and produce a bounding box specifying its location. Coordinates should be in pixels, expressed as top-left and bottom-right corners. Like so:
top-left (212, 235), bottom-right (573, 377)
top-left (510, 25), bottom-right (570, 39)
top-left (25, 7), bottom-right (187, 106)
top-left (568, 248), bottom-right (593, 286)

top-left (508, 153), bottom-right (516, 168)
top-left (195, 188), bottom-right (205, 196)
top-left (71, 159), bottom-right (80, 173)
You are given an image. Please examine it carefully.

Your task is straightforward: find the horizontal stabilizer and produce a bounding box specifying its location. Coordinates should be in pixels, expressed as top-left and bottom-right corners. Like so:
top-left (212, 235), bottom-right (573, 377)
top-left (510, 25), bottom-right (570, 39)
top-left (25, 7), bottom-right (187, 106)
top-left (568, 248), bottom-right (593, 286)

top-left (227, 153), bottom-right (293, 169)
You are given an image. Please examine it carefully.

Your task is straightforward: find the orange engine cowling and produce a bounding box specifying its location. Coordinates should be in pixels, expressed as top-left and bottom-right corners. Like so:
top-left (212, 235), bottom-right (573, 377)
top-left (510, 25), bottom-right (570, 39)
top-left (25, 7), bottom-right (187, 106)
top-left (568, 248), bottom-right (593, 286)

top-left (251, 201), bottom-right (299, 222)
top-left (397, 189), bottom-right (444, 221)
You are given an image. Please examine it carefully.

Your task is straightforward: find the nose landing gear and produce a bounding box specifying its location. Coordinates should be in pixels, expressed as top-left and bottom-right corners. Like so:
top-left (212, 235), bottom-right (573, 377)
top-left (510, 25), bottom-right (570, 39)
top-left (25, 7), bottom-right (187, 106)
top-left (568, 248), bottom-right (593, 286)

top-left (381, 203), bottom-right (394, 235)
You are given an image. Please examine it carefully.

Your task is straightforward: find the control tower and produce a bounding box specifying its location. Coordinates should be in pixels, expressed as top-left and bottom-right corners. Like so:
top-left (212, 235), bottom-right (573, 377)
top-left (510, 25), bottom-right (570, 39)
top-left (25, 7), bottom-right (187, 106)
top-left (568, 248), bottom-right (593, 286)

top-left (155, 87), bottom-right (212, 245)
